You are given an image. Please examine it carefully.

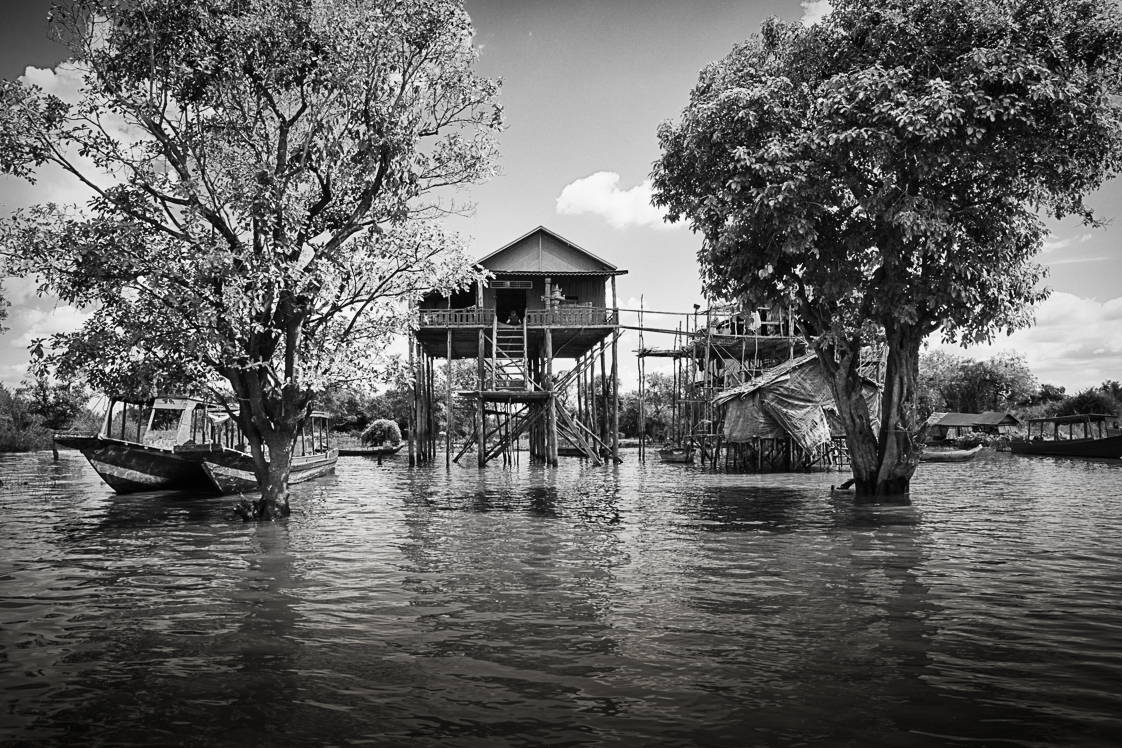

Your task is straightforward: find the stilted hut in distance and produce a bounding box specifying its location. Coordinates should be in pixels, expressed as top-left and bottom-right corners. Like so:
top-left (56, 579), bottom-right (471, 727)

top-left (712, 353), bottom-right (881, 472)
top-left (413, 227), bottom-right (626, 467)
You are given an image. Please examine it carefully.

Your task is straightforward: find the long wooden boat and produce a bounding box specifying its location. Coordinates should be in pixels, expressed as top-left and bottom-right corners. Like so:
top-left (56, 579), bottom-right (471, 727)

top-left (53, 397), bottom-right (222, 493)
top-left (1009, 414), bottom-right (1122, 459)
top-left (657, 445), bottom-right (694, 464)
top-left (175, 411), bottom-right (338, 493)
top-left (337, 443), bottom-right (403, 457)
top-left (920, 444), bottom-right (983, 463)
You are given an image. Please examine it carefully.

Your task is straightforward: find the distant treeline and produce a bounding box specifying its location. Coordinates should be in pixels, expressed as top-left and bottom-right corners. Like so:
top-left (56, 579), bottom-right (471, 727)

top-left (919, 350), bottom-right (1121, 421)
top-left (0, 375), bottom-right (100, 452)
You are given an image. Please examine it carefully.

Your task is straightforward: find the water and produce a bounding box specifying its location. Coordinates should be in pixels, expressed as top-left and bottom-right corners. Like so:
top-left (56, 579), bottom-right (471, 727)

top-left (2, 449), bottom-right (1121, 747)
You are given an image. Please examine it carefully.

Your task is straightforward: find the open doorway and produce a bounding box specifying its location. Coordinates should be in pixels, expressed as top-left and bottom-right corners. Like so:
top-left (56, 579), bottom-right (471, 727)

top-left (496, 289), bottom-right (527, 325)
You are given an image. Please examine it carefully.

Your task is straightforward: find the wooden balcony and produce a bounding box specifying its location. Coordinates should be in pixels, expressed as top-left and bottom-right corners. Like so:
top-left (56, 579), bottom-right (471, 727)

top-left (418, 307), bottom-right (616, 328)
top-left (415, 307), bottom-right (618, 360)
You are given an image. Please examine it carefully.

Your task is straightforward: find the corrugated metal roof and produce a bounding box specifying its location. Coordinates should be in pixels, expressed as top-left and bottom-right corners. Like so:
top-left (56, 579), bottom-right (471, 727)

top-left (936, 412), bottom-right (981, 427)
top-left (974, 411), bottom-right (1020, 426)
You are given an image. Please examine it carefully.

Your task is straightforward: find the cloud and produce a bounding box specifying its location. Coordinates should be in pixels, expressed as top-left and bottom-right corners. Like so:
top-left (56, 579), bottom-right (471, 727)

top-left (1042, 232), bottom-right (1093, 253)
top-left (556, 172), bottom-right (678, 230)
top-left (928, 292), bottom-right (1122, 390)
top-left (800, 1), bottom-right (832, 25)
top-left (1046, 256), bottom-right (1109, 266)
top-left (10, 305), bottom-right (93, 349)
top-left (0, 276), bottom-right (40, 307)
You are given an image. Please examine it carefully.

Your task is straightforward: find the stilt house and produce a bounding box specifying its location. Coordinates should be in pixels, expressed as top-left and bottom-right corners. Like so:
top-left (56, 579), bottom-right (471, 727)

top-left (413, 227), bottom-right (626, 467)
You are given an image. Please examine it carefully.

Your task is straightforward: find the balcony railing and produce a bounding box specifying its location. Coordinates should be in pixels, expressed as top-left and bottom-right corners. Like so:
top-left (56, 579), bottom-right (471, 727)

top-left (418, 308), bottom-right (494, 327)
top-left (418, 307), bottom-right (616, 328)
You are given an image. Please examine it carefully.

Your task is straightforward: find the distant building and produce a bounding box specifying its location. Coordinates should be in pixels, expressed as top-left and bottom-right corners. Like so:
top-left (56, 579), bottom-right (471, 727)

top-left (973, 411), bottom-right (1021, 435)
top-left (925, 411), bottom-right (1020, 441)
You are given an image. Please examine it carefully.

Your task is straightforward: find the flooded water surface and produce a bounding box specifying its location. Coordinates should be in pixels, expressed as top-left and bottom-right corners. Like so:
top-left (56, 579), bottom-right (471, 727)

top-left (2, 449), bottom-right (1121, 746)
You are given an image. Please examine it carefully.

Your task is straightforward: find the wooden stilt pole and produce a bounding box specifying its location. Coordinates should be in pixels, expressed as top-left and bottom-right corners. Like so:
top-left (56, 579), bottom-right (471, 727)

top-left (545, 326), bottom-right (558, 467)
top-left (610, 278), bottom-right (620, 464)
top-left (447, 330), bottom-right (453, 469)
top-left (408, 329), bottom-right (416, 467)
top-left (477, 327), bottom-right (486, 468)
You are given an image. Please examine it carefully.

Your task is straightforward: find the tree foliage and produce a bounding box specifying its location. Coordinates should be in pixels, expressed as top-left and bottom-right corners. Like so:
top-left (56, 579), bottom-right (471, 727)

top-left (653, 0), bottom-right (1122, 495)
top-left (361, 418), bottom-right (402, 446)
top-left (918, 349), bottom-right (1037, 416)
top-left (1054, 387), bottom-right (1122, 417)
top-left (0, 0), bottom-right (501, 515)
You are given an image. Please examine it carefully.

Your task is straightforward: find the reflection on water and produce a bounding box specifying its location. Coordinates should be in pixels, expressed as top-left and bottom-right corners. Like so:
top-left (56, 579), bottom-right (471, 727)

top-left (2, 449), bottom-right (1122, 746)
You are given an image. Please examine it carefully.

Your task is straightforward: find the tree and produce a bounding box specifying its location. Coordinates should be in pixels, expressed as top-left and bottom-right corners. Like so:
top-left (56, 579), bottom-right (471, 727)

top-left (1054, 388), bottom-right (1122, 417)
top-left (653, 0), bottom-right (1122, 495)
top-left (917, 349), bottom-right (966, 418)
top-left (1, 0), bottom-right (500, 517)
top-left (361, 418), bottom-right (401, 447)
top-left (16, 370), bottom-right (91, 431)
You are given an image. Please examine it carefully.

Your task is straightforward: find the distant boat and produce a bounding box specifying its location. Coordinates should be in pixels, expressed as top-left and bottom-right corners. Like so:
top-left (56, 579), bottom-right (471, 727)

top-left (920, 444), bottom-right (983, 462)
top-left (175, 410), bottom-right (338, 493)
top-left (1009, 414), bottom-right (1122, 459)
top-left (657, 445), bottom-right (694, 463)
top-left (337, 443), bottom-right (404, 457)
top-left (54, 397), bottom-right (223, 494)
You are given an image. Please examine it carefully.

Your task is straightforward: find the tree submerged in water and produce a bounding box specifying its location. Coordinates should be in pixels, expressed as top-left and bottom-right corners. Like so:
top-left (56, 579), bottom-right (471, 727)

top-left (653, 0), bottom-right (1122, 496)
top-left (1, 0), bottom-right (500, 518)
top-left (361, 418), bottom-right (402, 447)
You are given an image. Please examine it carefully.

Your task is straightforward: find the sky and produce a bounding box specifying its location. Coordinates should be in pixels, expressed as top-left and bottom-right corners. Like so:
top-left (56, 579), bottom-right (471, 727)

top-left (1, 0), bottom-right (1120, 395)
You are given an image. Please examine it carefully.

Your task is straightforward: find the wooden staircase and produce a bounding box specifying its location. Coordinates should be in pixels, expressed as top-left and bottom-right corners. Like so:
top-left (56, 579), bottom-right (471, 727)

top-left (489, 326), bottom-right (529, 391)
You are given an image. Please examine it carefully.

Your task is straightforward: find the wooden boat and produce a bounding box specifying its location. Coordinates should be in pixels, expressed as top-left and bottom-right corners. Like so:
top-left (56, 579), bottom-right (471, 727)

top-left (175, 410), bottom-right (338, 493)
top-left (1009, 414), bottom-right (1122, 459)
top-left (920, 444), bottom-right (983, 462)
top-left (657, 445), bottom-right (694, 463)
top-left (337, 443), bottom-right (403, 457)
top-left (53, 397), bottom-right (221, 493)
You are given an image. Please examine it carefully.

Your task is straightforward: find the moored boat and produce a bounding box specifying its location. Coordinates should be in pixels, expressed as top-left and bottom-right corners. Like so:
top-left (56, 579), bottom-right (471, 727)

top-left (54, 397), bottom-right (224, 493)
top-left (657, 445), bottom-right (694, 463)
top-left (175, 410), bottom-right (338, 493)
top-left (920, 444), bottom-right (983, 462)
top-left (337, 443), bottom-right (404, 457)
top-left (1009, 414), bottom-right (1122, 459)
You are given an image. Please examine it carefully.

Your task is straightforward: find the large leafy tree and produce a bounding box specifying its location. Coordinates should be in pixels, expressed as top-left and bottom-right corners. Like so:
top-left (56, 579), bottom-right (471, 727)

top-left (653, 0), bottom-right (1122, 495)
top-left (918, 349), bottom-right (1037, 416)
top-left (0, 0), bottom-right (500, 517)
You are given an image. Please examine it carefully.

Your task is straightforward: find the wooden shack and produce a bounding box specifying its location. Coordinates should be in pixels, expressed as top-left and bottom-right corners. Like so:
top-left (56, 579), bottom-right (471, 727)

top-left (712, 353), bottom-right (881, 471)
top-left (973, 411), bottom-right (1021, 435)
top-left (412, 226), bottom-right (626, 467)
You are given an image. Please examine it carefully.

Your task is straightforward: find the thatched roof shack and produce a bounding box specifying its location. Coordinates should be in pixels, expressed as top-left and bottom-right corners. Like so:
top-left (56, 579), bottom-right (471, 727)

top-left (713, 353), bottom-right (881, 450)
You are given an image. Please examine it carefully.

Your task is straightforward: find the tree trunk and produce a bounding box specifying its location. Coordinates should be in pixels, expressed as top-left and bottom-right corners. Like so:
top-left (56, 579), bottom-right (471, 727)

top-left (226, 369), bottom-right (307, 521)
top-left (253, 434), bottom-right (293, 520)
top-left (873, 327), bottom-right (924, 496)
top-left (818, 329), bottom-right (924, 497)
top-left (816, 340), bottom-right (880, 495)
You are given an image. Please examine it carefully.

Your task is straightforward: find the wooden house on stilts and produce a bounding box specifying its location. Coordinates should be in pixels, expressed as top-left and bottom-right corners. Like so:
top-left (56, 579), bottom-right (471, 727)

top-left (412, 227), bottom-right (626, 467)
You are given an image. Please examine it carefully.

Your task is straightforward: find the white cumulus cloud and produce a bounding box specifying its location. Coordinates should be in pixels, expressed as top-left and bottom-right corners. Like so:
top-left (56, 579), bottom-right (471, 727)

top-left (10, 305), bottom-right (93, 349)
top-left (800, 1), bottom-right (832, 25)
top-left (928, 292), bottom-right (1122, 390)
top-left (556, 172), bottom-right (677, 230)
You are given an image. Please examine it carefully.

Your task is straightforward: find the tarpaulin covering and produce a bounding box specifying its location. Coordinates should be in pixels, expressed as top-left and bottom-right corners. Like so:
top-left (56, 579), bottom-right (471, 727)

top-left (716, 354), bottom-right (881, 449)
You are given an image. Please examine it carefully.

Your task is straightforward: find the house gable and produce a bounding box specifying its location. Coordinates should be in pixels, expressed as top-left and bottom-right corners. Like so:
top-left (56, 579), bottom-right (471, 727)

top-left (478, 227), bottom-right (622, 276)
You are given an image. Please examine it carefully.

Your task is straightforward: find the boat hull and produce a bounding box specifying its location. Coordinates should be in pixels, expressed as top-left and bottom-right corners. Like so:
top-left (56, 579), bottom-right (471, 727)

top-left (337, 444), bottom-right (403, 457)
top-left (1008, 435), bottom-right (1122, 459)
top-left (54, 434), bottom-right (215, 494)
top-left (921, 445), bottom-right (983, 463)
top-left (658, 448), bottom-right (693, 464)
top-left (177, 445), bottom-right (339, 494)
